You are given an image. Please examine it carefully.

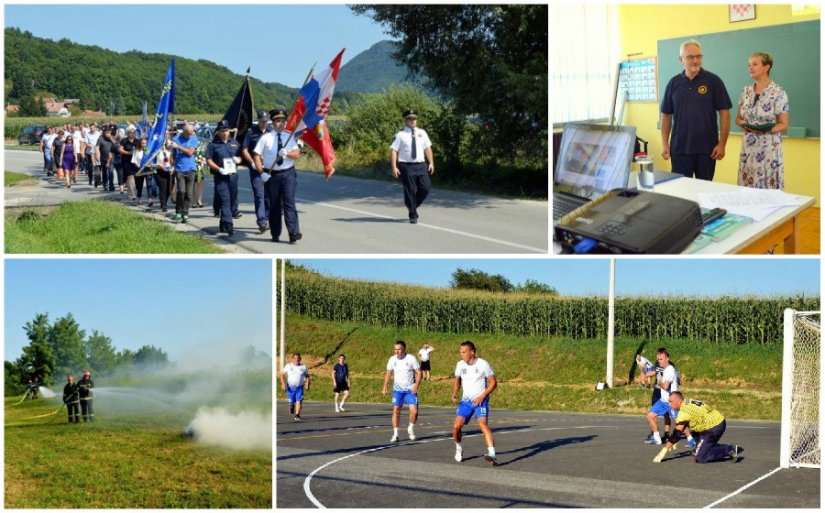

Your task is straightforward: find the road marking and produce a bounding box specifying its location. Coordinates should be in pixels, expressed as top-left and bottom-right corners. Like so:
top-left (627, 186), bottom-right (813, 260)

top-left (302, 424), bottom-right (615, 507)
top-left (297, 197), bottom-right (547, 253)
top-left (703, 466), bottom-right (782, 508)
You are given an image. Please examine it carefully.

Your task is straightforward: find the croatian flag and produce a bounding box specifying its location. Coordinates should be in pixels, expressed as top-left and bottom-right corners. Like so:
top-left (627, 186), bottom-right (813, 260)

top-left (286, 49), bottom-right (344, 179)
top-left (138, 58), bottom-right (175, 175)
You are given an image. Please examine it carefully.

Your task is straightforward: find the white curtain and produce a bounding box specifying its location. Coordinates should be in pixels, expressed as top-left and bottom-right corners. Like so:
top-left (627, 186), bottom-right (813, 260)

top-left (551, 4), bottom-right (620, 124)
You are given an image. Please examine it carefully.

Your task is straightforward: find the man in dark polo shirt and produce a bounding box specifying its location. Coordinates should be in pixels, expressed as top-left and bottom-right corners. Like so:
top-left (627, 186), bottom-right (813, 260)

top-left (660, 40), bottom-right (732, 181)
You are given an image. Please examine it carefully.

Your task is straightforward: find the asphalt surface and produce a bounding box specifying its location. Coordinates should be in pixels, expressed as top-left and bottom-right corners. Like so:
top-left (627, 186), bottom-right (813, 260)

top-left (277, 401), bottom-right (819, 508)
top-left (5, 150), bottom-right (548, 254)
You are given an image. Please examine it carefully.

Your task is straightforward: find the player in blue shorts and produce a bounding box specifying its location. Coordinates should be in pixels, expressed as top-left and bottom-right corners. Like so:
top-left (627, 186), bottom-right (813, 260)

top-left (280, 353), bottom-right (311, 421)
top-left (382, 340), bottom-right (421, 442)
top-left (451, 341), bottom-right (498, 465)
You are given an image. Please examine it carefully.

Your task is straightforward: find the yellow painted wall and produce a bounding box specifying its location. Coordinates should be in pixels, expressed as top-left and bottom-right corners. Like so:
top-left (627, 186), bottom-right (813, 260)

top-left (617, 4), bottom-right (820, 205)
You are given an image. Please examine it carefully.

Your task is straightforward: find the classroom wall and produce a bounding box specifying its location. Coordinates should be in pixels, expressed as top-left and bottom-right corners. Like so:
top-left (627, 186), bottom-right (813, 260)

top-left (617, 4), bottom-right (821, 206)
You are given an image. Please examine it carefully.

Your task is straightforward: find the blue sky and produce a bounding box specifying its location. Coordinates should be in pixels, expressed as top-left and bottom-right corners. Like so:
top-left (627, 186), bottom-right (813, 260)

top-left (292, 258), bottom-right (821, 297)
top-left (4, 4), bottom-right (393, 87)
top-left (4, 259), bottom-right (272, 364)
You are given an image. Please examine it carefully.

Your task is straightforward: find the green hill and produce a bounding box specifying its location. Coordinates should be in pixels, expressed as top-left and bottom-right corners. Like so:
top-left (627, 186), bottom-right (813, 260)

top-left (5, 27), bottom-right (297, 115)
top-left (337, 40), bottom-right (421, 93)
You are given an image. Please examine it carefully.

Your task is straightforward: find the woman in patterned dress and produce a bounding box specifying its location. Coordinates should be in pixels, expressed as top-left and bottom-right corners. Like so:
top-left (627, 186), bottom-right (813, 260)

top-left (735, 52), bottom-right (789, 189)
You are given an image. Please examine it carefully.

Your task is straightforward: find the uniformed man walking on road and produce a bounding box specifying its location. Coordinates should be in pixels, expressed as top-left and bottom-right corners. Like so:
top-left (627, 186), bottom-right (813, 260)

top-left (243, 111), bottom-right (273, 234)
top-left (77, 370), bottom-right (95, 422)
top-left (63, 374), bottom-right (80, 423)
top-left (390, 109), bottom-right (435, 224)
top-left (253, 108), bottom-right (302, 243)
top-left (206, 119), bottom-right (243, 237)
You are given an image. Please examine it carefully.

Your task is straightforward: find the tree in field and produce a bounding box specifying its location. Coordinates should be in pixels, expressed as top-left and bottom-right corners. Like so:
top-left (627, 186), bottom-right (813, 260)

top-left (351, 4), bottom-right (548, 161)
top-left (86, 330), bottom-right (118, 376)
top-left (18, 313), bottom-right (55, 384)
top-left (451, 268), bottom-right (514, 293)
top-left (47, 313), bottom-right (89, 376)
top-left (134, 345), bottom-right (170, 368)
top-left (518, 279), bottom-right (559, 296)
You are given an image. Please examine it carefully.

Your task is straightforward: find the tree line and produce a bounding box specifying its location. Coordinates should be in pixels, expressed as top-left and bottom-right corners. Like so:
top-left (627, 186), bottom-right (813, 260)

top-left (4, 312), bottom-right (170, 394)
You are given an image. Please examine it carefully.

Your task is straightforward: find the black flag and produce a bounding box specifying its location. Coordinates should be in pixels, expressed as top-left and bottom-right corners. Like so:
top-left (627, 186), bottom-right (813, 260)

top-left (222, 75), bottom-right (254, 142)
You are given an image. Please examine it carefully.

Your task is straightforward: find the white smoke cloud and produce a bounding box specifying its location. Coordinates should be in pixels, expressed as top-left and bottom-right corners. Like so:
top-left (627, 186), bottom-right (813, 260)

top-left (187, 407), bottom-right (272, 451)
top-left (38, 386), bottom-right (56, 398)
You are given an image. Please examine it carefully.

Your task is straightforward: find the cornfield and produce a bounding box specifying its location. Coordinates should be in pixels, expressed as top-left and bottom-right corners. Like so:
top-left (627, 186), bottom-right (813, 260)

top-left (285, 270), bottom-right (819, 344)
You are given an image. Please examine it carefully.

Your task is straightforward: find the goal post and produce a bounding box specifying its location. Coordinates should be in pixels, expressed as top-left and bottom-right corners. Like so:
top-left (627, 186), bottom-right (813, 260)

top-left (780, 308), bottom-right (820, 468)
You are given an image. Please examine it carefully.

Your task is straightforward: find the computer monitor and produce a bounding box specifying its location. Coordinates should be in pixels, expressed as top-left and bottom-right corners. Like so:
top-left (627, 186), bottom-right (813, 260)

top-left (554, 123), bottom-right (636, 200)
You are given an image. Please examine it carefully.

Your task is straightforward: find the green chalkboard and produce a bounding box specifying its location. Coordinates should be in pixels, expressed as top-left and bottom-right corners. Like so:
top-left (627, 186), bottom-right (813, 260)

top-left (658, 20), bottom-right (819, 138)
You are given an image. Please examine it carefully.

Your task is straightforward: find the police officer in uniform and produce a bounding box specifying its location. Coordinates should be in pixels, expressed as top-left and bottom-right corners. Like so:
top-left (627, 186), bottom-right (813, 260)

top-left (390, 109), bottom-right (435, 224)
top-left (206, 119), bottom-right (243, 237)
top-left (253, 108), bottom-right (302, 243)
top-left (243, 111), bottom-right (273, 233)
top-left (63, 374), bottom-right (80, 423)
top-left (77, 370), bottom-right (95, 422)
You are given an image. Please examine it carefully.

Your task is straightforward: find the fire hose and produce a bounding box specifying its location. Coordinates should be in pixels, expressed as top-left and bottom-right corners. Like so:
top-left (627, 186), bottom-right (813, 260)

top-left (9, 390), bottom-right (30, 406)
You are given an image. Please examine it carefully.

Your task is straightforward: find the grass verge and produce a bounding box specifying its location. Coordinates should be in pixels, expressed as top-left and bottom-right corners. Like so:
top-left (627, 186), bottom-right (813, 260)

top-left (5, 171), bottom-right (36, 187)
top-left (283, 313), bottom-right (783, 420)
top-left (5, 200), bottom-right (224, 253)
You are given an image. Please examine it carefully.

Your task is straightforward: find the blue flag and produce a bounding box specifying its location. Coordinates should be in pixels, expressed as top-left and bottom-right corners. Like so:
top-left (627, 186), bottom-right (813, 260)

top-left (138, 58), bottom-right (175, 174)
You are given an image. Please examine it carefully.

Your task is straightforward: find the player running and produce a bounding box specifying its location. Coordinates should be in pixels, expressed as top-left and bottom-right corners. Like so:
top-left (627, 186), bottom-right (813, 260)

top-left (383, 340), bottom-right (421, 443)
top-left (451, 341), bottom-right (498, 465)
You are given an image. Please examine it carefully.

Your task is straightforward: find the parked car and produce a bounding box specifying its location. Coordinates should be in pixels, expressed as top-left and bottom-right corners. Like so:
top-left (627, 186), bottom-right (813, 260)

top-left (195, 123), bottom-right (217, 144)
top-left (18, 124), bottom-right (46, 145)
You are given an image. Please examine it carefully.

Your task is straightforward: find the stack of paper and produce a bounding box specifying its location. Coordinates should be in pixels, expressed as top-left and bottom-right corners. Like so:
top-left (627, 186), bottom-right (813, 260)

top-left (697, 189), bottom-right (806, 222)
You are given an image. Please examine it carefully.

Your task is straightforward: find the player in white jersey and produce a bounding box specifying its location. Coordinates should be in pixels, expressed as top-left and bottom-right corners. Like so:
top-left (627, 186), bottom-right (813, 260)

top-left (451, 341), bottom-right (498, 465)
top-left (280, 353), bottom-right (311, 421)
top-left (382, 340), bottom-right (421, 442)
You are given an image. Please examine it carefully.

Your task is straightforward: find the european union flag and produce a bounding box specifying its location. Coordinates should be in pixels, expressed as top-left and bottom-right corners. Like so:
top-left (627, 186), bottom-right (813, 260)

top-left (138, 58), bottom-right (176, 175)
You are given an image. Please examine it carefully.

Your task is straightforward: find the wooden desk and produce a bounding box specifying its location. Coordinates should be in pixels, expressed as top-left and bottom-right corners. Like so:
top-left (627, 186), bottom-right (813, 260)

top-left (651, 176), bottom-right (815, 254)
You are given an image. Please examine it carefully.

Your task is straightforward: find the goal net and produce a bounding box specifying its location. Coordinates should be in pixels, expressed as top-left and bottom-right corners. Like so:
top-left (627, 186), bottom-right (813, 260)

top-left (780, 309), bottom-right (820, 468)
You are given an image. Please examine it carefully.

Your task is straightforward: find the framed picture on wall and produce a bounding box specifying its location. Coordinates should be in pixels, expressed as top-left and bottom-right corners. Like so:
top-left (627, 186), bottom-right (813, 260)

top-left (729, 4), bottom-right (756, 22)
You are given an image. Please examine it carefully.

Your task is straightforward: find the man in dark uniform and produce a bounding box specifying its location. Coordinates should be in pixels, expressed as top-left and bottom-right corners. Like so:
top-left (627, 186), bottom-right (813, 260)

top-left (206, 119), bottom-right (243, 237)
top-left (63, 374), bottom-right (80, 423)
top-left (243, 111), bottom-right (273, 234)
top-left (660, 40), bottom-right (732, 181)
top-left (77, 370), bottom-right (95, 422)
top-left (253, 108), bottom-right (302, 243)
top-left (390, 109), bottom-right (435, 224)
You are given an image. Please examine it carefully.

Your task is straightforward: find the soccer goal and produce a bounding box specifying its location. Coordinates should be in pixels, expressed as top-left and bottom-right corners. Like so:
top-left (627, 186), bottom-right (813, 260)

top-left (780, 308), bottom-right (820, 468)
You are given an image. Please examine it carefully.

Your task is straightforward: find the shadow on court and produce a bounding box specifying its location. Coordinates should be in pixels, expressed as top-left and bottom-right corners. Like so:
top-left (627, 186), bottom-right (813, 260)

top-left (276, 401), bottom-right (819, 508)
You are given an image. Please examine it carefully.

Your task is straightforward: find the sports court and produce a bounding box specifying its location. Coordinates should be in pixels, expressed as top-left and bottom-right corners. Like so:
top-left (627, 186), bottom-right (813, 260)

top-left (276, 401), bottom-right (819, 508)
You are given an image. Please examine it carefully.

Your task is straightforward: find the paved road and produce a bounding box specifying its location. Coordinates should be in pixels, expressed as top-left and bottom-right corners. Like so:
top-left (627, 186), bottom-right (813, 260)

top-left (277, 401), bottom-right (819, 508)
top-left (5, 150), bottom-right (548, 254)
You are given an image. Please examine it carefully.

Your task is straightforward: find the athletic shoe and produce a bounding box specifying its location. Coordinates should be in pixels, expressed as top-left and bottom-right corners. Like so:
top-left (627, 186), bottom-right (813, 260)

top-left (294, 415), bottom-right (301, 421)
top-left (644, 434), bottom-right (656, 444)
top-left (175, 214), bottom-right (183, 222)
top-left (407, 425), bottom-right (416, 440)
top-left (289, 403), bottom-right (295, 415)
top-left (339, 404), bottom-right (345, 412)
top-left (484, 454), bottom-right (498, 466)
top-left (390, 434), bottom-right (399, 443)
top-left (182, 215), bottom-right (188, 223)
top-left (730, 445), bottom-right (739, 461)
top-left (454, 446), bottom-right (463, 462)
top-left (686, 438), bottom-right (697, 449)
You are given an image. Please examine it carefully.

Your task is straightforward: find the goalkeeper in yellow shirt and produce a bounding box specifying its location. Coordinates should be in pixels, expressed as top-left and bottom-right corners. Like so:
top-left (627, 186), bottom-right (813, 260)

top-left (664, 391), bottom-right (741, 463)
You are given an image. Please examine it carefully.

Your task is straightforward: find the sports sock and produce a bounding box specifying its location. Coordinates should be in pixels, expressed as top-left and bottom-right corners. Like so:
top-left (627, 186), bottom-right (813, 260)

top-left (488, 446), bottom-right (496, 456)
top-left (393, 427), bottom-right (399, 436)
top-left (455, 443), bottom-right (462, 450)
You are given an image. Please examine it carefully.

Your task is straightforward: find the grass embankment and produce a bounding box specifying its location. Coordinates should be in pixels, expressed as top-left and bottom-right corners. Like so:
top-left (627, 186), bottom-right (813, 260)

top-left (5, 171), bottom-right (36, 186)
top-left (5, 200), bottom-right (223, 253)
top-left (283, 313), bottom-right (783, 421)
top-left (5, 374), bottom-right (271, 508)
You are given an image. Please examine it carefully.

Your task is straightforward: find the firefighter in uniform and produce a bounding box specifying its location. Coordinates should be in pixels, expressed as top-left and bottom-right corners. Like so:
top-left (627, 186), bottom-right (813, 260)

top-left (63, 374), bottom-right (80, 423)
top-left (77, 370), bottom-right (95, 422)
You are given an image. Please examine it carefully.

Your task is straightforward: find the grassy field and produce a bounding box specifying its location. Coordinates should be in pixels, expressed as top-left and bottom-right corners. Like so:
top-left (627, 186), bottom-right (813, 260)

top-left (5, 375), bottom-right (271, 508)
top-left (5, 171), bottom-right (36, 186)
top-left (5, 200), bottom-right (224, 253)
top-left (282, 313), bottom-right (783, 421)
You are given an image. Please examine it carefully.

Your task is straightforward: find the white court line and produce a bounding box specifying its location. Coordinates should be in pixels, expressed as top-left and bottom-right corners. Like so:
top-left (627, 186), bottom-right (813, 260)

top-left (302, 424), bottom-right (614, 508)
top-left (703, 466), bottom-right (782, 508)
top-left (296, 197), bottom-right (547, 253)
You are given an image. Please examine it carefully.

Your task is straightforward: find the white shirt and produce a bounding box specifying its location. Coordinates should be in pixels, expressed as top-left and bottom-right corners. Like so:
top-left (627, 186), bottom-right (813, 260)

top-left (254, 130), bottom-right (299, 170)
top-left (454, 357), bottom-right (495, 401)
top-left (72, 130), bottom-right (83, 152)
top-left (386, 353), bottom-right (420, 391)
top-left (42, 132), bottom-right (57, 151)
top-left (390, 126), bottom-right (431, 163)
top-left (85, 130), bottom-right (101, 151)
top-left (418, 347), bottom-right (433, 362)
top-left (659, 364), bottom-right (678, 402)
top-left (282, 363), bottom-right (308, 388)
